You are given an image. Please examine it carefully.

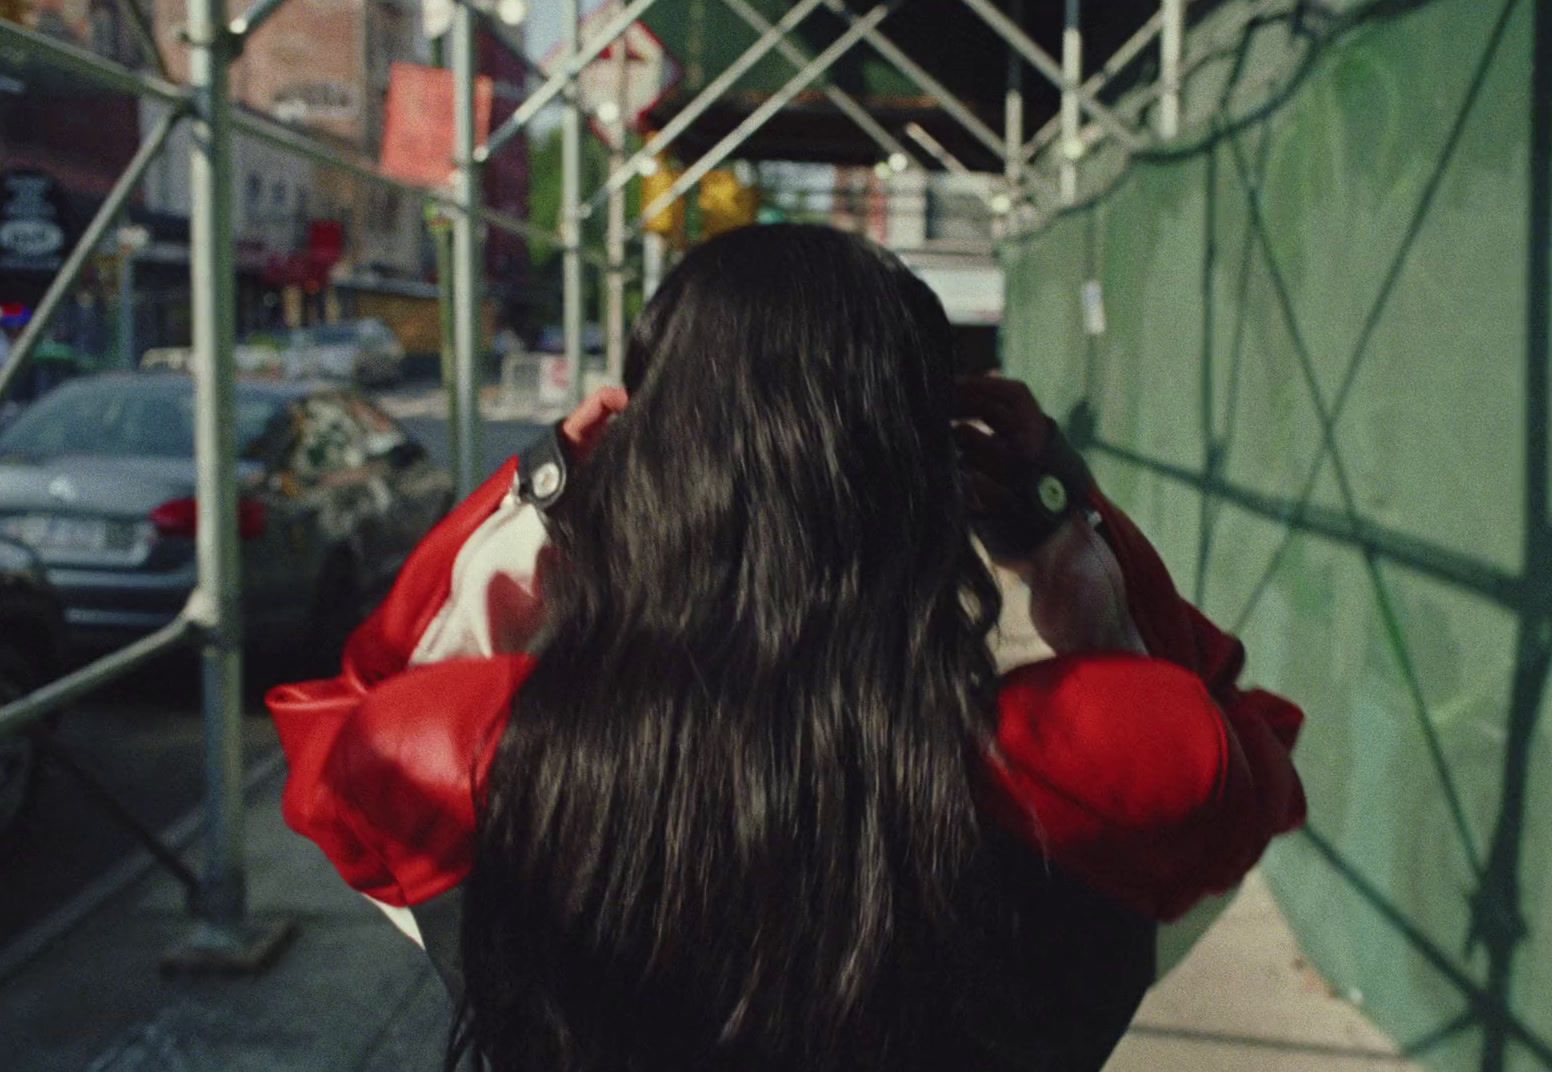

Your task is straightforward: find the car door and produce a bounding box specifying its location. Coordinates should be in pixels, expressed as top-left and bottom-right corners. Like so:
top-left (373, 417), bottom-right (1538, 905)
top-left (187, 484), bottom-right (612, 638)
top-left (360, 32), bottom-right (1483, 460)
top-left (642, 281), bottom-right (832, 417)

top-left (343, 394), bottom-right (452, 565)
top-left (239, 398), bottom-right (313, 634)
top-left (289, 391), bottom-right (392, 585)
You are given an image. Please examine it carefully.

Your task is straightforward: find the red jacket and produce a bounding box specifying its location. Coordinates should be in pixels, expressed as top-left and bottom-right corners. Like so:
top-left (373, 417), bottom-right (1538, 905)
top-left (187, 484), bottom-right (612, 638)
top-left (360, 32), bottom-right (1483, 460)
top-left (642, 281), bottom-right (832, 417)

top-left (268, 457), bottom-right (1305, 922)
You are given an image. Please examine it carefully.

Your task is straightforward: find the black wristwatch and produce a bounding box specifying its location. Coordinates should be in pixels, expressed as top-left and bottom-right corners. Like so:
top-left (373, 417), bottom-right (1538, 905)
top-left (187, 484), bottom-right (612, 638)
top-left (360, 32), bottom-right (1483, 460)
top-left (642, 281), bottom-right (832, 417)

top-left (514, 420), bottom-right (570, 510)
top-left (972, 425), bottom-right (1096, 559)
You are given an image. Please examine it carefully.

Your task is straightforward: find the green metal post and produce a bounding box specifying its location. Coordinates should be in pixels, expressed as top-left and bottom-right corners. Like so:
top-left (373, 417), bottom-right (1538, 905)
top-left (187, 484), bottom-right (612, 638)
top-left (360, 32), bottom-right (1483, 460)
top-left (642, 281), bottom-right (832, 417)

top-left (1060, 0), bottom-right (1081, 204)
top-left (1159, 0), bottom-right (1183, 138)
top-left (605, 20), bottom-right (628, 385)
top-left (451, 0), bottom-right (484, 494)
top-left (430, 207), bottom-right (462, 489)
top-left (186, 0), bottom-right (245, 930)
top-left (562, 0), bottom-right (584, 405)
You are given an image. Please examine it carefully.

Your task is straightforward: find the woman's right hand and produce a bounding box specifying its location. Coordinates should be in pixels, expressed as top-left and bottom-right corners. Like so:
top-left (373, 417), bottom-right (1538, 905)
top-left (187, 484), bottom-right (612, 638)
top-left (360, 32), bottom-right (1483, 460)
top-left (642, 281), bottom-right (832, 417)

top-left (1019, 514), bottom-right (1147, 656)
top-left (954, 376), bottom-right (1145, 656)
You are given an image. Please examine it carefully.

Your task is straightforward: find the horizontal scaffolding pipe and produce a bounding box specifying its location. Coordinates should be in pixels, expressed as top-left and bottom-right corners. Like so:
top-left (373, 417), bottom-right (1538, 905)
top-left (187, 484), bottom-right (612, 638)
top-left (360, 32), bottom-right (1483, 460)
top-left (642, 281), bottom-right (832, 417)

top-left (0, 615), bottom-right (196, 738)
top-left (0, 20), bottom-right (621, 282)
top-left (0, 105), bottom-right (185, 401)
top-left (480, 0), bottom-right (664, 161)
top-left (0, 18), bottom-right (186, 103)
top-left (632, 1), bottom-right (894, 238)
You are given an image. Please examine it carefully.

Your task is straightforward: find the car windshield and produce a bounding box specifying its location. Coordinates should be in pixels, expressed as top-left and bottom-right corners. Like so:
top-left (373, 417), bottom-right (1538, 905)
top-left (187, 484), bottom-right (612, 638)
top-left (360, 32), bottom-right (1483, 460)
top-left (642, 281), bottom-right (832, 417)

top-left (0, 378), bottom-right (287, 462)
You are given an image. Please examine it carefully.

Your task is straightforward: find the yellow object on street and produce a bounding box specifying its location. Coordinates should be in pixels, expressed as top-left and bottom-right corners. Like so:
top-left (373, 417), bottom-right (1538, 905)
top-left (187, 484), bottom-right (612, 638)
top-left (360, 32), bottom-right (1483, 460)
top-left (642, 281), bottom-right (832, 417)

top-left (640, 158), bottom-right (686, 243)
top-left (698, 169), bottom-right (760, 239)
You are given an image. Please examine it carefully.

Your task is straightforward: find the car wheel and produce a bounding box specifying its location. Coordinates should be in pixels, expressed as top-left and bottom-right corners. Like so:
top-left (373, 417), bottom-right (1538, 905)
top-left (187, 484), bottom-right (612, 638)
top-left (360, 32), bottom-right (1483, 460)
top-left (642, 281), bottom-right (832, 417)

top-left (0, 648), bottom-right (40, 847)
top-left (306, 552), bottom-right (361, 672)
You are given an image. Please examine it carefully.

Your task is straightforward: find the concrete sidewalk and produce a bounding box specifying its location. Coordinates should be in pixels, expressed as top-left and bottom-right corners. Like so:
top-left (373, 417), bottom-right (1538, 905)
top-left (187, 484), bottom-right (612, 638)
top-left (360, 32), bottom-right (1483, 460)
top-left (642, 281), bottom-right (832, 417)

top-left (0, 760), bottom-right (1419, 1071)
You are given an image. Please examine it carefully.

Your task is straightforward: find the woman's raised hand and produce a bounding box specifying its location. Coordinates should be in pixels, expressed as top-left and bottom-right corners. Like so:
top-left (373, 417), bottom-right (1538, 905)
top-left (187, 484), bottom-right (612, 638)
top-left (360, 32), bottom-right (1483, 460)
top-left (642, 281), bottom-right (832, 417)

top-left (560, 386), bottom-right (628, 462)
top-left (954, 376), bottom-right (1145, 656)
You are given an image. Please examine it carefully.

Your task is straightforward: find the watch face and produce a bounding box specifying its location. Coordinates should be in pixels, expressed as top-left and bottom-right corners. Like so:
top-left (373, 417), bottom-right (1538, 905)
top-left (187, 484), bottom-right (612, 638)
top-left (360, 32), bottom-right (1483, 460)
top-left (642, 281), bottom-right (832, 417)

top-left (532, 462), bottom-right (562, 500)
top-left (518, 427), bottom-right (568, 507)
top-left (1037, 474), bottom-right (1069, 513)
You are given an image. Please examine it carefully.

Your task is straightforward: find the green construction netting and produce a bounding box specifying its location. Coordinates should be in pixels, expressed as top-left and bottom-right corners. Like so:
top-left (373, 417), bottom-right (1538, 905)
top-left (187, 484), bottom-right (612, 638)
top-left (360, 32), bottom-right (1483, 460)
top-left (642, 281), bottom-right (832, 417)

top-left (1000, 0), bottom-right (1550, 1069)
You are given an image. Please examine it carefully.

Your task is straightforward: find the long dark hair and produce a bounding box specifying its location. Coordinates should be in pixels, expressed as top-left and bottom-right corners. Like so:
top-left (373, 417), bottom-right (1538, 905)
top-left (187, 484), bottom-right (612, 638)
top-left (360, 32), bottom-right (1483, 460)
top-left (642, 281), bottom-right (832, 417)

top-left (458, 224), bottom-right (1005, 1071)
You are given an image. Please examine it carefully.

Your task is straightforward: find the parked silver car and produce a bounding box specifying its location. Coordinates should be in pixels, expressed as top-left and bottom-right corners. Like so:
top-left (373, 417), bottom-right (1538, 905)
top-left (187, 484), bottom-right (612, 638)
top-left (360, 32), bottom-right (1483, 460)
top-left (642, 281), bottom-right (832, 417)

top-left (0, 372), bottom-right (453, 655)
top-left (285, 318), bottom-right (406, 386)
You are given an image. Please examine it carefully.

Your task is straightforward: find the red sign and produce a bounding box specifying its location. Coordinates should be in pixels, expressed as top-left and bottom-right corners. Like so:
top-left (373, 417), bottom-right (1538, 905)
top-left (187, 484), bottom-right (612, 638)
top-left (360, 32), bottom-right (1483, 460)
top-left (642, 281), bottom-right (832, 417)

top-left (539, 3), bottom-right (682, 150)
top-left (380, 63), bottom-right (494, 187)
top-left (307, 219), bottom-right (345, 266)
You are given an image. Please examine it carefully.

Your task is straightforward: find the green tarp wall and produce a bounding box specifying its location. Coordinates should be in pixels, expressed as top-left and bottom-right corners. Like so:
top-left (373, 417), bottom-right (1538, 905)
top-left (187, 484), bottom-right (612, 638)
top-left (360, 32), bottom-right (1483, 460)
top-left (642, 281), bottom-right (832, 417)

top-left (1000, 0), bottom-right (1550, 1069)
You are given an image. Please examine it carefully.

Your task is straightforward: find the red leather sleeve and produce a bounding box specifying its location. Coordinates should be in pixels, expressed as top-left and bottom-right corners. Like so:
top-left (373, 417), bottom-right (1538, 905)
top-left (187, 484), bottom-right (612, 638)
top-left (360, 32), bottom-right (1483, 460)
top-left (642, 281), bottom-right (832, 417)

top-left (339, 456), bottom-right (518, 691)
top-left (270, 655), bottom-right (533, 907)
top-left (985, 492), bottom-right (1306, 921)
top-left (266, 457), bottom-right (525, 908)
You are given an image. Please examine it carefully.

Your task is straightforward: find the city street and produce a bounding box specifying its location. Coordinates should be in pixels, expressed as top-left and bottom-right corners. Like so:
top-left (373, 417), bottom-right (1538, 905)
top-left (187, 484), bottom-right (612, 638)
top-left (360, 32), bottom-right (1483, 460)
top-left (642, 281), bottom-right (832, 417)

top-left (0, 394), bottom-right (546, 953)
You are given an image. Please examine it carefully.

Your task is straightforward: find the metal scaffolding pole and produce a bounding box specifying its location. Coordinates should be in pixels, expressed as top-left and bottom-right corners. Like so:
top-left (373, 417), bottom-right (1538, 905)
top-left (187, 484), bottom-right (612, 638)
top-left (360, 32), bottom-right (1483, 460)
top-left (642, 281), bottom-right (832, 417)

top-left (605, 22), bottom-right (628, 384)
top-left (0, 106), bottom-right (182, 401)
top-left (906, 121), bottom-right (973, 177)
top-left (185, 0), bottom-right (245, 935)
top-left (904, 121), bottom-right (1008, 218)
top-left (632, 3), bottom-right (894, 238)
top-left (718, 0), bottom-right (920, 174)
top-left (113, 0), bottom-right (168, 77)
top-left (585, 0), bottom-right (828, 219)
top-left (451, 0), bottom-right (484, 495)
top-left (1003, 0), bottom-right (1025, 218)
top-left (0, 617), bottom-right (195, 737)
top-left (562, 0), bottom-right (585, 404)
top-left (228, 0), bottom-right (289, 38)
top-left (1060, 0), bottom-right (1081, 204)
top-left (1020, 9), bottom-right (1162, 164)
top-left (0, 19), bottom-right (186, 102)
top-left (822, 0), bottom-right (1004, 160)
top-left (959, 0), bottom-right (1144, 152)
top-left (0, 20), bottom-right (620, 286)
top-left (480, 0), bottom-right (663, 161)
top-left (1160, 0), bottom-right (1185, 138)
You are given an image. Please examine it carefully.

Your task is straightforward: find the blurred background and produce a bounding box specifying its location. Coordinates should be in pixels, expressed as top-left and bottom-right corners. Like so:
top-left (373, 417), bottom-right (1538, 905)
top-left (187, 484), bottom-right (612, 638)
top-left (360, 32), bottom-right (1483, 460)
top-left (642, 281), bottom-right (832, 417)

top-left (0, 1), bottom-right (1546, 1070)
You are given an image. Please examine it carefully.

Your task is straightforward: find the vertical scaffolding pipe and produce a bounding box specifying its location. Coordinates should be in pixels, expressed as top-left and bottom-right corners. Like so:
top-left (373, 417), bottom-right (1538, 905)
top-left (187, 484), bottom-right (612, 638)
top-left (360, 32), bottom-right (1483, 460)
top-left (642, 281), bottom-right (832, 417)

top-left (1002, 0), bottom-right (1025, 229)
top-left (605, 21), bottom-right (629, 384)
top-left (451, 0), bottom-right (484, 494)
top-left (1060, 0), bottom-right (1081, 205)
top-left (643, 233), bottom-right (666, 300)
top-left (117, 250), bottom-right (136, 367)
top-left (1159, 0), bottom-right (1184, 138)
top-left (186, 0), bottom-right (246, 929)
top-left (562, 0), bottom-right (585, 403)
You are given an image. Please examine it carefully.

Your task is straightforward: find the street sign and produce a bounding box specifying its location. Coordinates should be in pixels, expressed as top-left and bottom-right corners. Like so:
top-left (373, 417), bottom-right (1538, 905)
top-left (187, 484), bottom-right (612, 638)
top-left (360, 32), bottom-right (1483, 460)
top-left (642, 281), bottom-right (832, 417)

top-left (540, 1), bottom-right (683, 150)
top-left (380, 63), bottom-right (495, 188)
top-left (0, 171), bottom-right (71, 275)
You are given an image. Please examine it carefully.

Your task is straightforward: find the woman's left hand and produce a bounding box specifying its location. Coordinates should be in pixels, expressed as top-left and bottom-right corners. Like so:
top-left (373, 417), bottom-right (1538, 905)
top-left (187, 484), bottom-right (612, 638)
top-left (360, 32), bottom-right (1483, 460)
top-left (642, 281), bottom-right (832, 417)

top-left (560, 386), bottom-right (628, 461)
